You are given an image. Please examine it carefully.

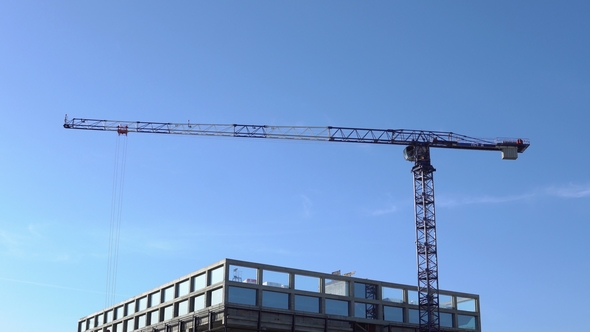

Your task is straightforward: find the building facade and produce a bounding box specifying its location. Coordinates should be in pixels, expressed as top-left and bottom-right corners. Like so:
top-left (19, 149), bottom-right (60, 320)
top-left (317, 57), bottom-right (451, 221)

top-left (78, 259), bottom-right (480, 332)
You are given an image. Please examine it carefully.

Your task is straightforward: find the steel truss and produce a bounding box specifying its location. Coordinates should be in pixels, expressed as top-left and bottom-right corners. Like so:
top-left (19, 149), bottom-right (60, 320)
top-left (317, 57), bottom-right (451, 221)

top-left (65, 116), bottom-right (529, 332)
top-left (63, 116), bottom-right (530, 153)
top-left (411, 146), bottom-right (440, 332)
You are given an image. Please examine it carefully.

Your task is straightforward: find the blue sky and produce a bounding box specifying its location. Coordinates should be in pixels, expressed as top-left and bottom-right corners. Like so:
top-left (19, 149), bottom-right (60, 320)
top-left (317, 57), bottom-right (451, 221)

top-left (1, 1), bottom-right (589, 331)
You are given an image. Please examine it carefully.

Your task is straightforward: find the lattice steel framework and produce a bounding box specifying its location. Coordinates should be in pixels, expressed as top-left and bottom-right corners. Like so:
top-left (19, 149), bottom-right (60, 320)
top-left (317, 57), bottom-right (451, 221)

top-left (410, 145), bottom-right (439, 332)
top-left (64, 116), bottom-right (530, 332)
top-left (63, 116), bottom-right (530, 154)
top-left (365, 284), bottom-right (378, 319)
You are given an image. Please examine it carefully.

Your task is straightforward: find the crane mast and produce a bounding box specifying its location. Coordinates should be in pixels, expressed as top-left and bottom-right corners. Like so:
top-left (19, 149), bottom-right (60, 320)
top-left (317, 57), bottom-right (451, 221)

top-left (64, 116), bottom-right (529, 332)
top-left (407, 145), bottom-right (439, 331)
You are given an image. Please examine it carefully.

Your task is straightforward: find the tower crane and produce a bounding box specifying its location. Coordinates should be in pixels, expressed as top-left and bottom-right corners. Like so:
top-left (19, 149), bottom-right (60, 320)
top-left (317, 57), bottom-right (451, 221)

top-left (64, 115), bottom-right (529, 332)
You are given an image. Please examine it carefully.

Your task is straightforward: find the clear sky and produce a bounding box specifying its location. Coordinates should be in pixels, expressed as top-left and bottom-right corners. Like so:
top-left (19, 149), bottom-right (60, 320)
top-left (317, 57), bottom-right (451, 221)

top-left (1, 1), bottom-right (589, 331)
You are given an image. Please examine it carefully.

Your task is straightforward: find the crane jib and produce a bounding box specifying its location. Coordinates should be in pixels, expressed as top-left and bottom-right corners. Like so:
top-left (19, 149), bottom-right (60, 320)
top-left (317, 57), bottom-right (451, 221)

top-left (63, 117), bottom-right (530, 153)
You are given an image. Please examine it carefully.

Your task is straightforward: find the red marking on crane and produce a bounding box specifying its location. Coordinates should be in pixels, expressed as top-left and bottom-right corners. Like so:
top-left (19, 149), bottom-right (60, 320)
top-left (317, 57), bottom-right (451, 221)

top-left (117, 125), bottom-right (128, 136)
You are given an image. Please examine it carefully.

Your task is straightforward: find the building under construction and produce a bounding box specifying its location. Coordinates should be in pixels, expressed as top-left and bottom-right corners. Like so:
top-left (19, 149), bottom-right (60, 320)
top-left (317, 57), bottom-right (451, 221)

top-left (78, 259), bottom-right (480, 332)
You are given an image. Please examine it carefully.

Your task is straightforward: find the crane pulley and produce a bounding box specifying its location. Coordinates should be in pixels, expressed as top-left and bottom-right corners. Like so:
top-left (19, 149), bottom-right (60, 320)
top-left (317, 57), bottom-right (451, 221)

top-left (64, 115), bottom-right (529, 332)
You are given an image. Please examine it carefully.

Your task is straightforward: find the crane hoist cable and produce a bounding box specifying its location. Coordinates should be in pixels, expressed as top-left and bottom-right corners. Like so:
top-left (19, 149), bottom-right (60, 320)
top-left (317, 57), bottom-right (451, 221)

top-left (105, 131), bottom-right (128, 307)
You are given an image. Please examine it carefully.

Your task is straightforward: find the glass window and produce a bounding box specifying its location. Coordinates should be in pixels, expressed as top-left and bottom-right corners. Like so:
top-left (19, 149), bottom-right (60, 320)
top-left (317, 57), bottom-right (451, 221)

top-left (177, 279), bottom-right (190, 297)
top-left (114, 321), bottom-right (122, 332)
top-left (440, 312), bottom-right (453, 327)
top-left (325, 279), bottom-right (348, 296)
top-left (382, 287), bottom-right (403, 303)
top-left (228, 286), bottom-right (257, 305)
top-left (194, 294), bottom-right (205, 311)
top-left (125, 302), bottom-right (135, 316)
top-left (79, 320), bottom-right (85, 331)
top-left (163, 286), bottom-right (175, 302)
top-left (457, 297), bottom-right (476, 312)
top-left (354, 282), bottom-right (377, 299)
top-left (96, 314), bottom-right (103, 326)
top-left (294, 295), bottom-right (319, 313)
top-left (178, 299), bottom-right (189, 316)
top-left (458, 315), bottom-right (477, 329)
top-left (229, 265), bottom-right (257, 283)
top-left (105, 310), bottom-right (113, 323)
top-left (210, 288), bottom-right (223, 306)
top-left (149, 310), bottom-right (159, 325)
top-left (354, 302), bottom-right (364, 318)
top-left (262, 290), bottom-right (289, 309)
top-left (209, 266), bottom-right (224, 285)
top-left (294, 275), bottom-right (320, 292)
top-left (114, 306), bottom-right (123, 319)
top-left (262, 270), bottom-right (289, 288)
top-left (137, 296), bottom-right (147, 312)
top-left (325, 299), bottom-right (349, 316)
top-left (409, 309), bottom-right (419, 324)
top-left (193, 273), bottom-right (206, 291)
top-left (440, 294), bottom-right (453, 309)
top-left (126, 318), bottom-right (134, 332)
top-left (87, 317), bottom-right (94, 328)
top-left (408, 290), bottom-right (418, 305)
top-left (164, 305), bottom-right (174, 321)
top-left (383, 306), bottom-right (403, 322)
top-left (149, 291), bottom-right (160, 307)
top-left (137, 315), bottom-right (146, 329)
top-left (354, 302), bottom-right (377, 319)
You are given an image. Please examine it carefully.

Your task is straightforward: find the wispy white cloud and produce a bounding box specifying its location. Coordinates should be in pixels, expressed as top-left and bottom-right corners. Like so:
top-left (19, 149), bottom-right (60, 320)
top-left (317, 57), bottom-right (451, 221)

top-left (366, 193), bottom-right (405, 217)
top-left (117, 225), bottom-right (315, 257)
top-left (437, 183), bottom-right (590, 208)
top-left (301, 194), bottom-right (313, 218)
top-left (437, 193), bottom-right (535, 208)
top-left (27, 223), bottom-right (46, 238)
top-left (545, 183), bottom-right (590, 198)
top-left (0, 224), bottom-right (79, 262)
top-left (371, 204), bottom-right (398, 216)
top-left (0, 277), bottom-right (115, 295)
top-left (0, 229), bottom-right (26, 257)
top-left (146, 240), bottom-right (176, 251)
top-left (253, 247), bottom-right (297, 256)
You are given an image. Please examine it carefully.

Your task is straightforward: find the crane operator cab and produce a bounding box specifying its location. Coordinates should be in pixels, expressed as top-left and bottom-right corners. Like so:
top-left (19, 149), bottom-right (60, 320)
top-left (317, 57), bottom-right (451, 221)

top-left (404, 145), bottom-right (431, 163)
top-left (404, 145), bottom-right (417, 162)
